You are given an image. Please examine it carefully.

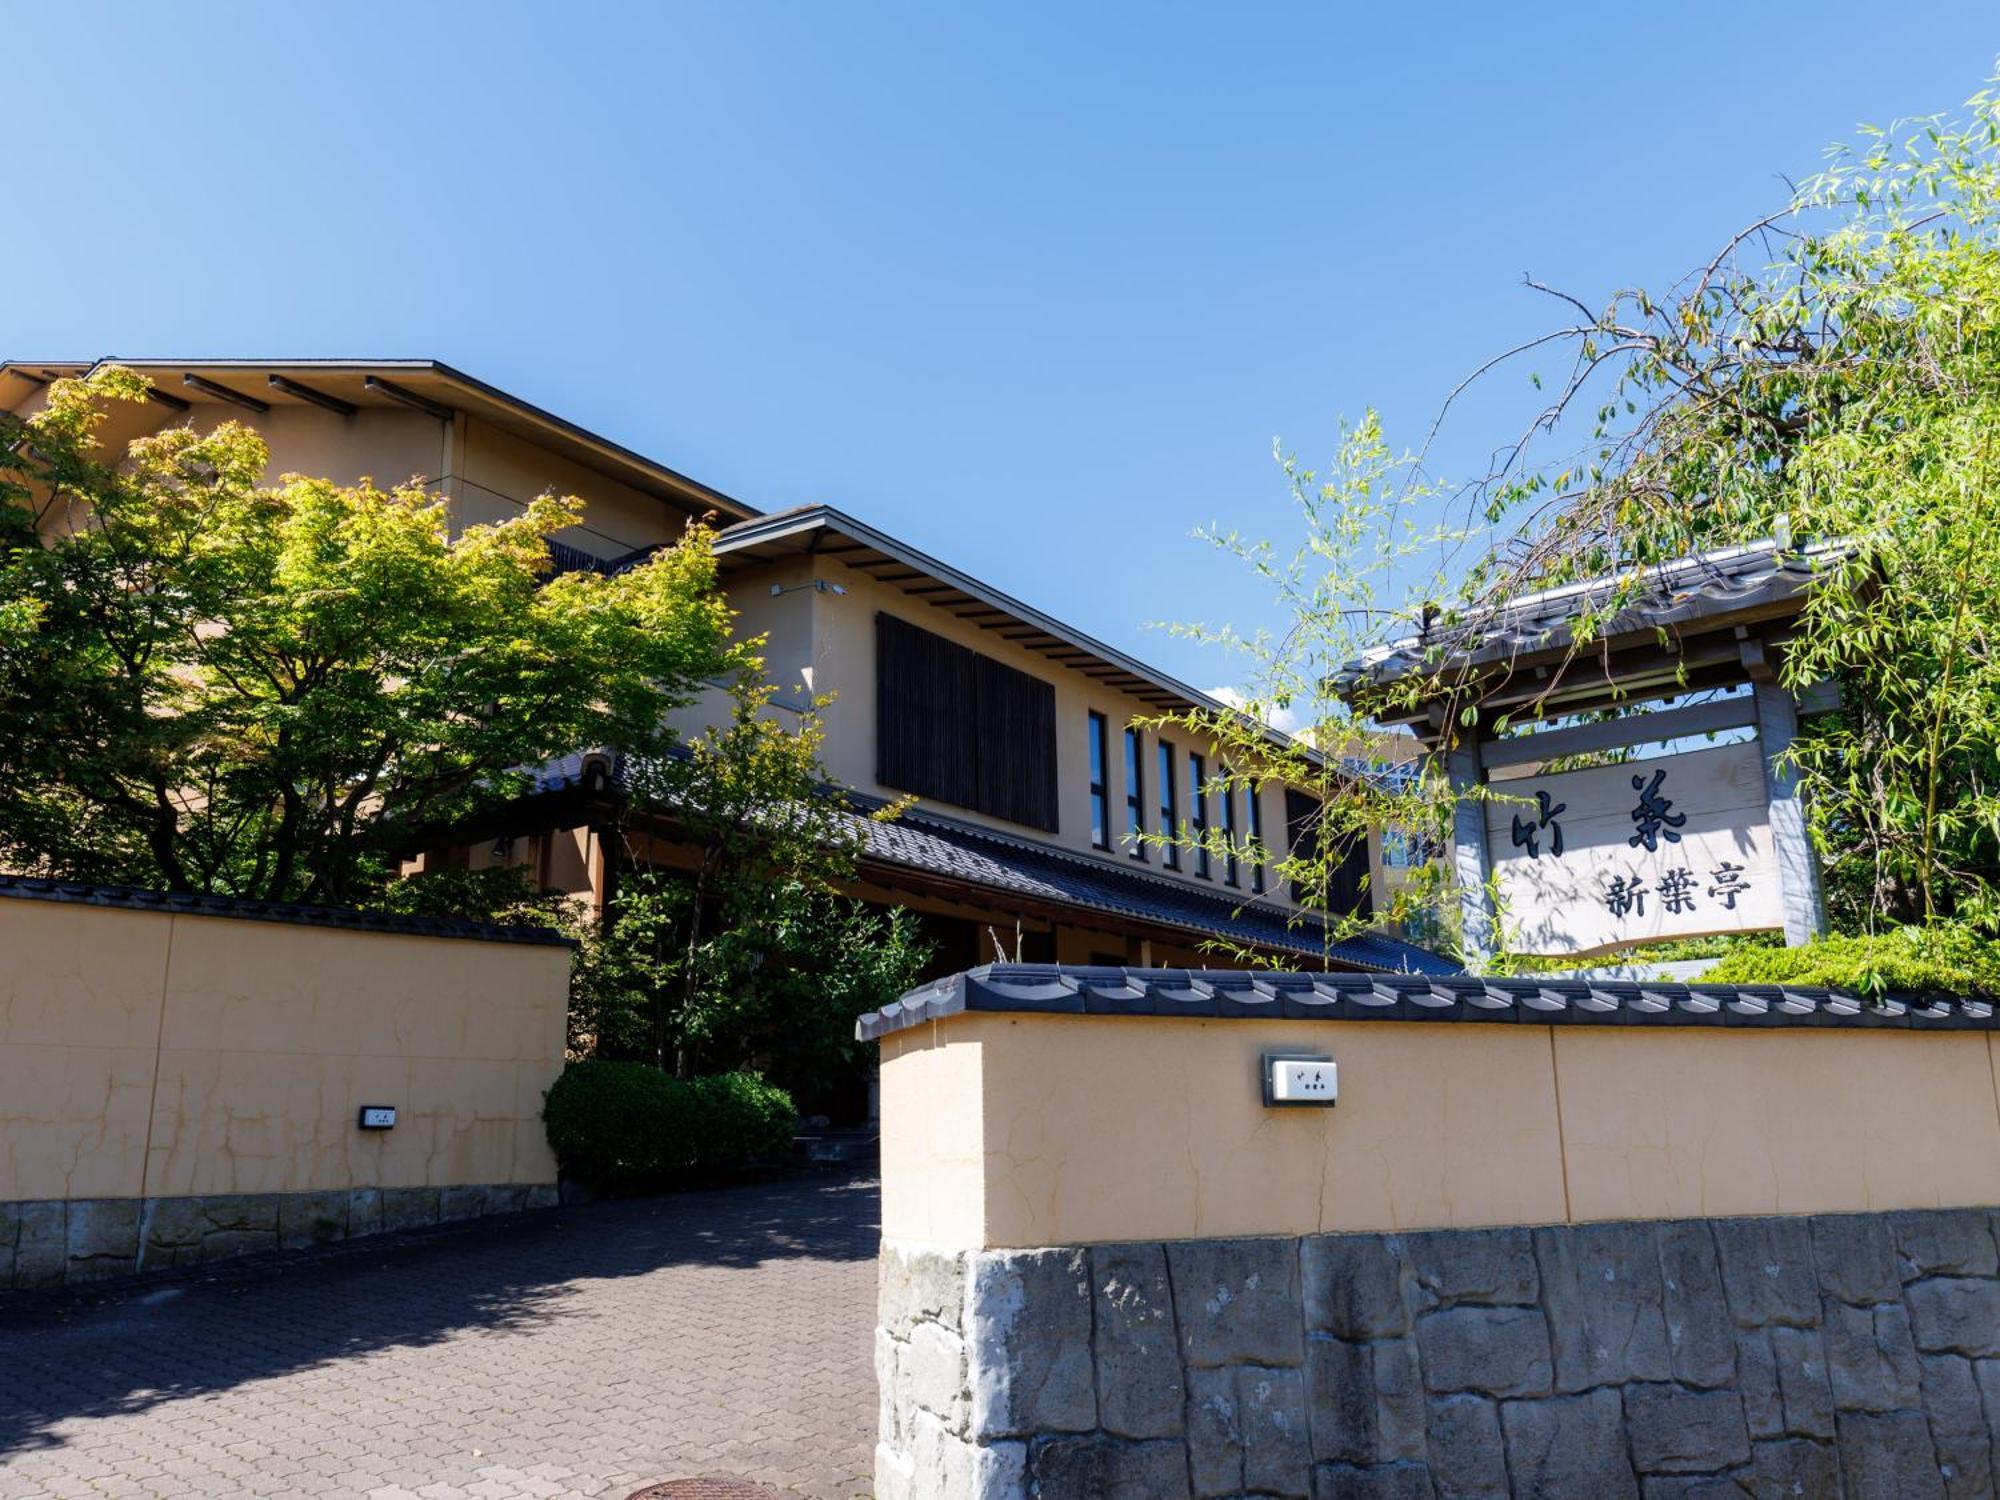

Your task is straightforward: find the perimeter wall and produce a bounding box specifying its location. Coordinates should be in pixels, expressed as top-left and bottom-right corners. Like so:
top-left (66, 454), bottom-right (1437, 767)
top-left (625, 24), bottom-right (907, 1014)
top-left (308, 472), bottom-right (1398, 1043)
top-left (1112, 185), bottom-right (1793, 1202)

top-left (875, 1001), bottom-right (2000, 1498)
top-left (0, 890), bottom-right (570, 1289)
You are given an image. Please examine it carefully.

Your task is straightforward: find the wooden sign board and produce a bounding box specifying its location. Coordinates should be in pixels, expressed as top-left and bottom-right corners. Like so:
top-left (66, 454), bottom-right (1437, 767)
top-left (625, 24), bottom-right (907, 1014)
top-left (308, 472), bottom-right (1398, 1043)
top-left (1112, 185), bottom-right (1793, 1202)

top-left (1483, 741), bottom-right (1782, 957)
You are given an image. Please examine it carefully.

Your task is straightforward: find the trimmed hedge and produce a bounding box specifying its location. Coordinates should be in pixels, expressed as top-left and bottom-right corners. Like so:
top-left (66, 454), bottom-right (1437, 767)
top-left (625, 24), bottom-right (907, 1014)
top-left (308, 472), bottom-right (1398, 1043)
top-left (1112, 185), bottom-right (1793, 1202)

top-left (1700, 923), bottom-right (2000, 999)
top-left (542, 1061), bottom-right (796, 1188)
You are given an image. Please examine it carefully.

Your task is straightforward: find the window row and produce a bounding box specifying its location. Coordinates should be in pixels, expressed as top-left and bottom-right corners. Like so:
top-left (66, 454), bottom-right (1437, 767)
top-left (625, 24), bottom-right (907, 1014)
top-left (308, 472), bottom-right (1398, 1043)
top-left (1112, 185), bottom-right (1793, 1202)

top-left (1087, 711), bottom-right (1266, 893)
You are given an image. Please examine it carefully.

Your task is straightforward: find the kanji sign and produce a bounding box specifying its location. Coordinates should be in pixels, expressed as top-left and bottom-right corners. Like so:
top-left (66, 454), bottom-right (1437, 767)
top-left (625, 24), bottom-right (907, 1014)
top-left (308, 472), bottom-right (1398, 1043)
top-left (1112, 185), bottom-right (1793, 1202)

top-left (1482, 741), bottom-right (1782, 956)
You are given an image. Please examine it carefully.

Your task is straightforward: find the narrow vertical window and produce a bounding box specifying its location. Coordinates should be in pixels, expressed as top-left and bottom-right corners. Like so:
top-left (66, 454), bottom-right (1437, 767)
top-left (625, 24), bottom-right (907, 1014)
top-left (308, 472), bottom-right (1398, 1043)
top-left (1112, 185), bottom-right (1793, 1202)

top-left (1124, 727), bottom-right (1145, 859)
top-left (1249, 781), bottom-right (1266, 894)
top-left (1087, 711), bottom-right (1110, 851)
top-left (1189, 751), bottom-right (1210, 879)
top-left (1157, 739), bottom-right (1180, 870)
top-left (1218, 764), bottom-right (1239, 887)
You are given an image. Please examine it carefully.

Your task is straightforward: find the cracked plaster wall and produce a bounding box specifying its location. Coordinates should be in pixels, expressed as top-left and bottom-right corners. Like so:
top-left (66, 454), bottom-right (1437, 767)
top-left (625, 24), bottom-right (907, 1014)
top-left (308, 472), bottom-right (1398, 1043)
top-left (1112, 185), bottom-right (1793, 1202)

top-left (0, 900), bottom-right (569, 1206)
top-left (880, 1013), bottom-right (2000, 1251)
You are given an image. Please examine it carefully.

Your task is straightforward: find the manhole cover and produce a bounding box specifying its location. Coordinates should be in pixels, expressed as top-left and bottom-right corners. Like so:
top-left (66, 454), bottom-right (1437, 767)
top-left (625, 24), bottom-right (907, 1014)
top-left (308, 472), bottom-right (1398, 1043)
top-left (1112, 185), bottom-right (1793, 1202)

top-left (627, 1483), bottom-right (784, 1500)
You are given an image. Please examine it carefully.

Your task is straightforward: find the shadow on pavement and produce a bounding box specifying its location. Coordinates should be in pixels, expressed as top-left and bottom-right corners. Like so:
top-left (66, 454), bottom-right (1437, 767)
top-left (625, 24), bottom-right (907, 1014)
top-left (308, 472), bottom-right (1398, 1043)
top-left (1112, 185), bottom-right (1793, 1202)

top-left (0, 1170), bottom-right (879, 1458)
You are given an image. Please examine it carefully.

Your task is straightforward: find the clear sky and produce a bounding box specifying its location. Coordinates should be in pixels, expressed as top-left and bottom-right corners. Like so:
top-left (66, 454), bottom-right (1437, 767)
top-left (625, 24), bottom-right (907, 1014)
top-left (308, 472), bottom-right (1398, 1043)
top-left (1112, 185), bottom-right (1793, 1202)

top-left (8, 3), bottom-right (1996, 703)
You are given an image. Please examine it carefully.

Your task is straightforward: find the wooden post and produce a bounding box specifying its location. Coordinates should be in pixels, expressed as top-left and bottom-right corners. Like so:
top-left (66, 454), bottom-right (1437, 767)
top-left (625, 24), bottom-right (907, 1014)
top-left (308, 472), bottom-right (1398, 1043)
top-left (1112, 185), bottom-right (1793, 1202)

top-left (1446, 734), bottom-right (1496, 966)
top-left (1753, 683), bottom-right (1830, 947)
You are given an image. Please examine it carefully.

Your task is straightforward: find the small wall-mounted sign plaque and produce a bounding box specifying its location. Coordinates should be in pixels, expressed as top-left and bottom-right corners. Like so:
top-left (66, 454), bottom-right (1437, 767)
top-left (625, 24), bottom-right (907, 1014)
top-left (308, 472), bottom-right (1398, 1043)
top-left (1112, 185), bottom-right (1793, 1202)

top-left (1262, 1051), bottom-right (1336, 1108)
top-left (357, 1105), bottom-right (397, 1130)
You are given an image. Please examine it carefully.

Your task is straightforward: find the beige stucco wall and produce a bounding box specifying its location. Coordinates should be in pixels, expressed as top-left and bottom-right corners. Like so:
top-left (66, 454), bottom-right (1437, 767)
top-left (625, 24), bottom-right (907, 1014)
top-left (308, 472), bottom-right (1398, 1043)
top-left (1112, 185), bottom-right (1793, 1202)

top-left (17, 383), bottom-right (700, 570)
top-left (788, 552), bottom-right (1300, 909)
top-left (0, 900), bottom-right (570, 1203)
top-left (457, 416), bottom-right (698, 556)
top-left (879, 1023), bottom-right (988, 1250)
top-left (880, 1012), bottom-right (2000, 1250)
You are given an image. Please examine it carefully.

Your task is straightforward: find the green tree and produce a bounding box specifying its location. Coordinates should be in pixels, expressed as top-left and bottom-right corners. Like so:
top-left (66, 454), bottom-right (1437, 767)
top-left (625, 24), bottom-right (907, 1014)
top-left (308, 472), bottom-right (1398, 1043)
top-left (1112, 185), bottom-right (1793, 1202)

top-left (1143, 414), bottom-right (1467, 962)
top-left (1423, 80), bottom-right (2000, 929)
top-left (1167, 73), bottom-right (2000, 952)
top-left (572, 675), bottom-right (931, 1101)
top-left (0, 367), bottom-right (746, 904)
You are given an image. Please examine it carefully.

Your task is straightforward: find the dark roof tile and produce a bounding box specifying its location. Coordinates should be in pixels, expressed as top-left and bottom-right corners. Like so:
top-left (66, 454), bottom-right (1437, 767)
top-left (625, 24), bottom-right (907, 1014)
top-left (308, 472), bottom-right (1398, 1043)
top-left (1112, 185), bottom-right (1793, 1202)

top-left (0, 875), bottom-right (574, 947)
top-left (856, 965), bottom-right (1998, 1041)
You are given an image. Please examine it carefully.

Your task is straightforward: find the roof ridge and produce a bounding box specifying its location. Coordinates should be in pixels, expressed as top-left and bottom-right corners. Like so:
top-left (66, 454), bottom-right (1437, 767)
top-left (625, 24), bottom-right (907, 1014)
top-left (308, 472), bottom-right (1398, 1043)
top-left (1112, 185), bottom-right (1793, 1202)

top-left (856, 791), bottom-right (1302, 916)
top-left (857, 965), bottom-right (1990, 1040)
top-left (0, 874), bottom-right (574, 947)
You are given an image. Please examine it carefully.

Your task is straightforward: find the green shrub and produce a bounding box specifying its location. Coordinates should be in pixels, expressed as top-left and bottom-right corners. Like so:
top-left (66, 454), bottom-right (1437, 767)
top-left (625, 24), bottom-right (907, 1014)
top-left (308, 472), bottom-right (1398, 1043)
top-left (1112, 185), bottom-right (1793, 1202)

top-left (542, 1061), bottom-right (796, 1188)
top-left (1497, 932), bottom-right (1781, 975)
top-left (1699, 923), bottom-right (2000, 999)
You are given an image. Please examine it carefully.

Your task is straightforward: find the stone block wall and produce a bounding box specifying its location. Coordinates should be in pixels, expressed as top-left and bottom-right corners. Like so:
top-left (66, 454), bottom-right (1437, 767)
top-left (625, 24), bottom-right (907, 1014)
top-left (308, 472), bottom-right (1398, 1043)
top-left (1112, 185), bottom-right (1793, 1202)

top-left (0, 1183), bottom-right (559, 1292)
top-left (877, 1207), bottom-right (2000, 1499)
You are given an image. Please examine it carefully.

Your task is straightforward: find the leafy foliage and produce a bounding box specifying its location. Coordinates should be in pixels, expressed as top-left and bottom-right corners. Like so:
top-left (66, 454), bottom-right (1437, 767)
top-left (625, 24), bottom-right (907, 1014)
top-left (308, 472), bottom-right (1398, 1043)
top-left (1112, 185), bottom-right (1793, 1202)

top-left (0, 368), bottom-right (744, 904)
top-left (370, 863), bottom-right (590, 936)
top-left (1419, 82), bottom-right (2000, 930)
top-left (1173, 73), bottom-right (2000, 959)
top-left (3, 369), bottom-right (925, 1109)
top-left (541, 1061), bottom-right (796, 1187)
top-left (1700, 922), bottom-right (2000, 999)
top-left (571, 673), bottom-right (932, 1102)
top-left (1494, 931), bottom-right (1780, 975)
top-left (1144, 414), bottom-right (1471, 964)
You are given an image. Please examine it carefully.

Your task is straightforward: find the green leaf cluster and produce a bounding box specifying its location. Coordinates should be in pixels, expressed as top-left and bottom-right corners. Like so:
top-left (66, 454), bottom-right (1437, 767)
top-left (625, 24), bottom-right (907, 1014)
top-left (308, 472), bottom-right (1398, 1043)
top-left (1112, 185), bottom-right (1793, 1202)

top-left (541, 1060), bottom-right (796, 1188)
top-left (0, 368), bottom-right (745, 905)
top-left (565, 676), bottom-right (933, 1102)
top-left (1143, 413), bottom-right (1471, 966)
top-left (1454, 80), bottom-right (2000, 931)
top-left (1178, 71), bottom-right (2000, 962)
top-left (1700, 922), bottom-right (2000, 999)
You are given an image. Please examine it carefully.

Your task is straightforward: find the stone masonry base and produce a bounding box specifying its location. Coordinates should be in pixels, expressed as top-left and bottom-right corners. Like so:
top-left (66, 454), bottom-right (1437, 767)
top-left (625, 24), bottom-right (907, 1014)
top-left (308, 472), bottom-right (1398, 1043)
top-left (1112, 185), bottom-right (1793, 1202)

top-left (878, 1207), bottom-right (2000, 1499)
top-left (1, 1183), bottom-right (559, 1292)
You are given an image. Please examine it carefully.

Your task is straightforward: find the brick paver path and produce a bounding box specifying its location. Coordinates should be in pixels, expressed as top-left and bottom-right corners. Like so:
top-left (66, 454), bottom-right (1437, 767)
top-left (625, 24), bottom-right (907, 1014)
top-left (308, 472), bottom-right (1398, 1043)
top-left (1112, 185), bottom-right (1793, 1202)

top-left (0, 1174), bottom-right (879, 1499)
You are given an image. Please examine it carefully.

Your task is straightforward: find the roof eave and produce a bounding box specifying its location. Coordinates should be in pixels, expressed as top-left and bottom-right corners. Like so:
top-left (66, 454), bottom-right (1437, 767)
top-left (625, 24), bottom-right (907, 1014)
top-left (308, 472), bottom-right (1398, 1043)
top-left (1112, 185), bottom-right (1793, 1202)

top-left (4, 357), bottom-right (762, 525)
top-left (717, 504), bottom-right (1318, 759)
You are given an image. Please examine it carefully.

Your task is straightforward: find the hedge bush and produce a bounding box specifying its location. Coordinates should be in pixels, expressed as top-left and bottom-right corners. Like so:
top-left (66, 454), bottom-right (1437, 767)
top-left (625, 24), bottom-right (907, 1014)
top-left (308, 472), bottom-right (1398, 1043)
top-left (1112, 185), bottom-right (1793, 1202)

top-left (542, 1061), bottom-right (796, 1188)
top-left (1699, 922), bottom-right (2000, 999)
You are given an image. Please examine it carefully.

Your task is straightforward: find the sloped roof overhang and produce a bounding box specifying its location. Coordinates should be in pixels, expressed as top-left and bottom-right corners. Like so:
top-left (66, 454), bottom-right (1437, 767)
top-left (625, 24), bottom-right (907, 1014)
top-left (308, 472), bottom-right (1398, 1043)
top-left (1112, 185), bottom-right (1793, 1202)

top-left (714, 503), bottom-right (1315, 748)
top-left (0, 358), bottom-right (760, 526)
top-left (1333, 539), bottom-right (1850, 738)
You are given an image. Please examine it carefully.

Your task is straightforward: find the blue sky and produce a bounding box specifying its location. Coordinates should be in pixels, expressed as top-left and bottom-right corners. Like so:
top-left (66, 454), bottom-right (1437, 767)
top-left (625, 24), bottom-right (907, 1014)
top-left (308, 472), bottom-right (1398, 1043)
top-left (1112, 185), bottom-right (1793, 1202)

top-left (8, 4), bottom-right (1996, 702)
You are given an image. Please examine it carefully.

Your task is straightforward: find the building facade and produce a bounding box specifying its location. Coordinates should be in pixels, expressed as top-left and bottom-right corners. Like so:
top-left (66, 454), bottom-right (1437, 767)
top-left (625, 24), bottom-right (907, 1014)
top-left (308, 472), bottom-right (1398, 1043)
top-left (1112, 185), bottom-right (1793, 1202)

top-left (0, 358), bottom-right (1443, 976)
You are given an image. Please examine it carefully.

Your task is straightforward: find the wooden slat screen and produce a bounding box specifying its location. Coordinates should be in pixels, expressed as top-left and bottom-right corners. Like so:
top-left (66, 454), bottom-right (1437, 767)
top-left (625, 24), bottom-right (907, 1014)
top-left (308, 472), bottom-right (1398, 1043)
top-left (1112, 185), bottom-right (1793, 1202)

top-left (876, 613), bottom-right (1059, 832)
top-left (1328, 832), bottom-right (1373, 919)
top-left (1284, 788), bottom-right (1373, 917)
top-left (877, 613), bottom-right (979, 809)
top-left (974, 653), bottom-right (1059, 831)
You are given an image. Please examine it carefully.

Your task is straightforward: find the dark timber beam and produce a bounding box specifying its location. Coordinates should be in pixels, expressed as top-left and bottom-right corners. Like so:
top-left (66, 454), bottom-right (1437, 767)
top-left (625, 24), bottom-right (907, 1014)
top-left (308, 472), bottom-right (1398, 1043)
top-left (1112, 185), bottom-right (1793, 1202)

top-left (267, 374), bottom-right (357, 416)
top-left (182, 374), bottom-right (268, 413)
top-left (364, 375), bottom-right (455, 423)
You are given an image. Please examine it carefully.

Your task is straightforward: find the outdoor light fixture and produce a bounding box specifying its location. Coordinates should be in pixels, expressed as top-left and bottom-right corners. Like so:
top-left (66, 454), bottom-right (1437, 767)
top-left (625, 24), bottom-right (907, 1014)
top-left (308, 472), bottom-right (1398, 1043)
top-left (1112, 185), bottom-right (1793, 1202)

top-left (357, 1106), bottom-right (397, 1130)
top-left (769, 580), bottom-right (849, 598)
top-left (1262, 1051), bottom-right (1336, 1108)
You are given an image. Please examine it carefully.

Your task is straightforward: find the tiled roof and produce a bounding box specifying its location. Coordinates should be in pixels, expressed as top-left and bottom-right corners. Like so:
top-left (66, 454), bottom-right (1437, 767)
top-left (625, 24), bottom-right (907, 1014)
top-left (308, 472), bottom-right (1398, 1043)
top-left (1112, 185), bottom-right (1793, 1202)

top-left (849, 802), bottom-right (1452, 973)
top-left (526, 751), bottom-right (1452, 972)
top-left (856, 964), bottom-right (1996, 1041)
top-left (0, 874), bottom-right (575, 947)
top-left (1336, 539), bottom-right (1848, 691)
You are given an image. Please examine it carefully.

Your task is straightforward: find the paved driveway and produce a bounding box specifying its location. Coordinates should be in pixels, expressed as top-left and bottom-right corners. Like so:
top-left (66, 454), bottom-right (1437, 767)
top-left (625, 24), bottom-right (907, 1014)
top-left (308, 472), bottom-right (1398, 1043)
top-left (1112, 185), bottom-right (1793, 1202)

top-left (0, 1174), bottom-right (879, 1500)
